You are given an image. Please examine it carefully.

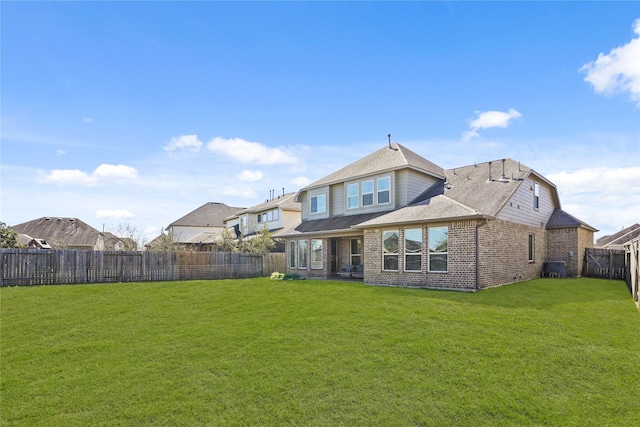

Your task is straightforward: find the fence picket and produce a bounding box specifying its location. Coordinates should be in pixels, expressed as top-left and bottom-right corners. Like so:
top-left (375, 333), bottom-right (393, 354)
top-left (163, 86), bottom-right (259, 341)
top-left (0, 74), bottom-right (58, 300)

top-left (0, 249), bottom-right (285, 286)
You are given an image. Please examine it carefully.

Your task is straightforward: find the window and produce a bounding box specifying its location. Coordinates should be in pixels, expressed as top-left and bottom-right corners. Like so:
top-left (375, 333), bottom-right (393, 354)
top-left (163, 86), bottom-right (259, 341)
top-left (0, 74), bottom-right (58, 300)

top-left (267, 210), bottom-right (273, 222)
top-left (298, 240), bottom-right (308, 268)
top-left (289, 241), bottom-right (296, 268)
top-left (257, 214), bottom-right (262, 223)
top-left (404, 228), bottom-right (422, 272)
top-left (382, 230), bottom-right (399, 271)
top-left (347, 183), bottom-right (359, 209)
top-left (428, 226), bottom-right (448, 272)
top-left (241, 216), bottom-right (247, 228)
top-left (350, 238), bottom-right (362, 265)
top-left (528, 234), bottom-right (535, 262)
top-left (362, 180), bottom-right (374, 206)
top-left (378, 176), bottom-right (390, 204)
top-left (273, 209), bottom-right (279, 221)
top-left (311, 239), bottom-right (323, 269)
top-left (534, 182), bottom-right (540, 210)
top-left (310, 194), bottom-right (326, 214)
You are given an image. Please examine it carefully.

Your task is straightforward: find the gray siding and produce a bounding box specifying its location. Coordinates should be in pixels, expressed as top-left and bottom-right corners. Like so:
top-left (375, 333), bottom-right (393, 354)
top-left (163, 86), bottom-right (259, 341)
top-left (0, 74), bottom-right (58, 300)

top-left (497, 177), bottom-right (556, 227)
top-left (331, 183), bottom-right (345, 216)
top-left (406, 170), bottom-right (439, 205)
top-left (306, 186), bottom-right (330, 220)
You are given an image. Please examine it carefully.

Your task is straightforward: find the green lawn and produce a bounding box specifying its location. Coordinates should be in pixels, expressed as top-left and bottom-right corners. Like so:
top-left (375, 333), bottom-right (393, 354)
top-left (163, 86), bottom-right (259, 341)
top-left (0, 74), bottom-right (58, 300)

top-left (1, 278), bottom-right (639, 426)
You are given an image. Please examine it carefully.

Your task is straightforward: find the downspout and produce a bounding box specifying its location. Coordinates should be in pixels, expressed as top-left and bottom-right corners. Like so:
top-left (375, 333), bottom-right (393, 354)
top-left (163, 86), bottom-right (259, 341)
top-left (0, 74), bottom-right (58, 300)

top-left (475, 219), bottom-right (488, 291)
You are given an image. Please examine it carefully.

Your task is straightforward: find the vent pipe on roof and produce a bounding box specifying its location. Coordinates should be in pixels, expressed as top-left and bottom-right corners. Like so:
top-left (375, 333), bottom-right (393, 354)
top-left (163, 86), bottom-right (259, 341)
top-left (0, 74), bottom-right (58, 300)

top-left (488, 161), bottom-right (493, 181)
top-left (282, 187), bottom-right (285, 197)
top-left (501, 159), bottom-right (507, 180)
top-left (388, 134), bottom-right (391, 149)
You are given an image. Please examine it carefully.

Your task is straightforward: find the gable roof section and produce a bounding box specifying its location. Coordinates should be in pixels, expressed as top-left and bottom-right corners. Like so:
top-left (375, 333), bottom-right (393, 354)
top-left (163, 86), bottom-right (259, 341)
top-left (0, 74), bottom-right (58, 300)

top-left (12, 217), bottom-right (100, 248)
top-left (596, 223), bottom-right (640, 247)
top-left (300, 143), bottom-right (445, 192)
top-left (168, 202), bottom-right (244, 228)
top-left (354, 195), bottom-right (485, 228)
top-left (546, 209), bottom-right (598, 232)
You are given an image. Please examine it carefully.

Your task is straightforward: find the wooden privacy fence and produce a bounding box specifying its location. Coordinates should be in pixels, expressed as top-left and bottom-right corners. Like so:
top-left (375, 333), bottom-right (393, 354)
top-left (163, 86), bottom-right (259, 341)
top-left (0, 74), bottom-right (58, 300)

top-left (0, 249), bottom-right (286, 286)
top-left (583, 247), bottom-right (626, 280)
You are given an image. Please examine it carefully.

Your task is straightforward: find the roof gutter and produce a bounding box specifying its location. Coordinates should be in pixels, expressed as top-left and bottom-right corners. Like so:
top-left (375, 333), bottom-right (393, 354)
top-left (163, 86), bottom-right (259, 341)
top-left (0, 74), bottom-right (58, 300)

top-left (351, 213), bottom-right (492, 229)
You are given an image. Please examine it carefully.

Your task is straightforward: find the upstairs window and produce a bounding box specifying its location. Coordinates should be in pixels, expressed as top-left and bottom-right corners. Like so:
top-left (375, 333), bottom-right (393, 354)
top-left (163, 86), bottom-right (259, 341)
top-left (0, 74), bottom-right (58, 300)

top-left (257, 214), bottom-right (262, 223)
top-left (362, 180), bottom-right (374, 206)
top-left (347, 183), bottom-right (359, 209)
top-left (534, 182), bottom-right (540, 210)
top-left (377, 177), bottom-right (390, 204)
top-left (310, 194), bottom-right (326, 214)
top-left (382, 230), bottom-right (399, 271)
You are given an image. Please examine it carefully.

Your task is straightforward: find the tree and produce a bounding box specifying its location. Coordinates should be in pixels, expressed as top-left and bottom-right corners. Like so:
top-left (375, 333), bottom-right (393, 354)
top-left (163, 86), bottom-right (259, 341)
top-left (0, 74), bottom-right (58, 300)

top-left (111, 222), bottom-right (142, 250)
top-left (146, 232), bottom-right (175, 252)
top-left (0, 222), bottom-right (19, 248)
top-left (249, 226), bottom-right (275, 255)
top-left (217, 228), bottom-right (238, 252)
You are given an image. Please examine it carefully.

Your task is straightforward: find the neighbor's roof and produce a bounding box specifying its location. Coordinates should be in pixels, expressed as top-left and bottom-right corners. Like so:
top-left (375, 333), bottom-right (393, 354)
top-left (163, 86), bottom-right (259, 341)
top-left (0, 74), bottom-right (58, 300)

top-left (547, 209), bottom-right (598, 232)
top-left (299, 143), bottom-right (445, 193)
top-left (168, 202), bottom-right (244, 228)
top-left (12, 217), bottom-right (101, 248)
top-left (226, 192), bottom-right (300, 220)
top-left (596, 223), bottom-right (640, 248)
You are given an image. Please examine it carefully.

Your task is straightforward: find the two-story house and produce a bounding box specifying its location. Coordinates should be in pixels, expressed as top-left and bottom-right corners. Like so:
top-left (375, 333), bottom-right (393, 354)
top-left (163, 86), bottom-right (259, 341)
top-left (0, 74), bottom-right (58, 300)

top-left (224, 192), bottom-right (301, 241)
top-left (166, 202), bottom-right (244, 248)
top-left (281, 143), bottom-right (596, 290)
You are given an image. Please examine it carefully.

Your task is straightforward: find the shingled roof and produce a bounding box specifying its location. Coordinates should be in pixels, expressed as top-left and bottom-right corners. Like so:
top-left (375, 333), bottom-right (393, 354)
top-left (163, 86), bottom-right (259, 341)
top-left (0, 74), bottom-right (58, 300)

top-left (12, 217), bottom-right (103, 249)
top-left (168, 202), bottom-right (244, 228)
top-left (547, 209), bottom-right (598, 232)
top-left (300, 143), bottom-right (445, 192)
top-left (596, 223), bottom-right (640, 248)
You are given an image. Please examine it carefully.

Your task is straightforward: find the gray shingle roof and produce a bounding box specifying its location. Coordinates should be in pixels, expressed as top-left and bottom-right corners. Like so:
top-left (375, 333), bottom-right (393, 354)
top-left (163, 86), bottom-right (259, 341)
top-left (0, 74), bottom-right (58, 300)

top-left (354, 195), bottom-right (484, 228)
top-left (12, 217), bottom-right (101, 248)
top-left (301, 143), bottom-right (445, 191)
top-left (596, 223), bottom-right (639, 247)
top-left (547, 209), bottom-right (597, 231)
top-left (168, 202), bottom-right (244, 228)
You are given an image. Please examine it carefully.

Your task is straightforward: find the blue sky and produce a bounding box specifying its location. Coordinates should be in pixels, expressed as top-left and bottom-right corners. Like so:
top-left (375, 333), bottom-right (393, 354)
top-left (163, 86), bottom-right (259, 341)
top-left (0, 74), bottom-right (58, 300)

top-left (2, 1), bottom-right (639, 242)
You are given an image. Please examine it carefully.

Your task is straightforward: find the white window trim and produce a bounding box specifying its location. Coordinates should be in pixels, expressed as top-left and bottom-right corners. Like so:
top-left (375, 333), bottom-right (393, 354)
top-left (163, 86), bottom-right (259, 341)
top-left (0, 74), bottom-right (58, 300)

top-left (382, 230), bottom-right (399, 272)
top-left (404, 228), bottom-right (422, 272)
top-left (528, 234), bottom-right (535, 263)
top-left (297, 240), bottom-right (308, 269)
top-left (377, 176), bottom-right (391, 205)
top-left (310, 194), bottom-right (326, 215)
top-left (310, 239), bottom-right (323, 270)
top-left (428, 226), bottom-right (448, 273)
top-left (289, 241), bottom-right (296, 269)
top-left (347, 183), bottom-right (359, 210)
top-left (533, 182), bottom-right (540, 211)
top-left (362, 180), bottom-right (374, 207)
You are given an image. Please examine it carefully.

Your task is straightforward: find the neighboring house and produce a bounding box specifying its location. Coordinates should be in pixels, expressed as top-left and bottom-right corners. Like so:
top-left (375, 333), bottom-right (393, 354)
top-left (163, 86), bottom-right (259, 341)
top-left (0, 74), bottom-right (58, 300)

top-left (166, 202), bottom-right (244, 247)
top-left (280, 143), bottom-right (597, 290)
top-left (224, 192), bottom-right (301, 238)
top-left (595, 224), bottom-right (640, 250)
top-left (11, 217), bottom-right (124, 250)
top-left (16, 234), bottom-right (53, 249)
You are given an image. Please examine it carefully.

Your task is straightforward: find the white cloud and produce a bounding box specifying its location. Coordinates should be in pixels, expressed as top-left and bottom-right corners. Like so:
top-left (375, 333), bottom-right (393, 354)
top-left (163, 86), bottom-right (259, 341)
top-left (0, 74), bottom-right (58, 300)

top-left (163, 134), bottom-right (203, 152)
top-left (93, 164), bottom-right (138, 180)
top-left (547, 166), bottom-right (640, 195)
top-left (56, 149), bottom-right (66, 156)
top-left (38, 164), bottom-right (138, 187)
top-left (95, 209), bottom-right (135, 219)
top-left (580, 18), bottom-right (640, 104)
top-left (236, 170), bottom-right (264, 181)
top-left (207, 137), bottom-right (297, 165)
top-left (290, 176), bottom-right (311, 187)
top-left (468, 108), bottom-right (522, 131)
top-left (548, 166), bottom-right (640, 236)
top-left (461, 109), bottom-right (522, 141)
top-left (82, 116), bottom-right (94, 123)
